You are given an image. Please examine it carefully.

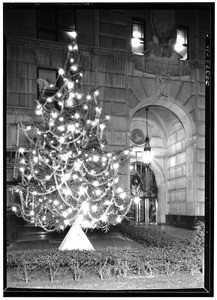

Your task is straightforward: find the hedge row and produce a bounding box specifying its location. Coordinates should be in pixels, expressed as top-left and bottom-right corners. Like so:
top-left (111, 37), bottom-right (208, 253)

top-left (118, 220), bottom-right (205, 249)
top-left (7, 244), bottom-right (204, 284)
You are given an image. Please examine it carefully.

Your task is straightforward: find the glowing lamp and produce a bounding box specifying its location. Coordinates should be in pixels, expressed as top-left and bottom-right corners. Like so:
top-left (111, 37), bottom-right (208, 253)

top-left (143, 108), bottom-right (152, 166)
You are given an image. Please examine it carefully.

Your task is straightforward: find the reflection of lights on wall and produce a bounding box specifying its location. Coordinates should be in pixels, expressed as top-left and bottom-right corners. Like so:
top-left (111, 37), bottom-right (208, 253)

top-left (131, 37), bottom-right (142, 48)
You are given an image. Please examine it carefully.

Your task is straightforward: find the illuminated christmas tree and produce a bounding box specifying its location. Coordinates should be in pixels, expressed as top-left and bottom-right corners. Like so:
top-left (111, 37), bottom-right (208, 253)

top-left (9, 31), bottom-right (132, 250)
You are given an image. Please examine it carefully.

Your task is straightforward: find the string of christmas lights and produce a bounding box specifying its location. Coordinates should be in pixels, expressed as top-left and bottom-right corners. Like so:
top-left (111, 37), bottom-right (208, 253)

top-left (10, 31), bottom-right (133, 232)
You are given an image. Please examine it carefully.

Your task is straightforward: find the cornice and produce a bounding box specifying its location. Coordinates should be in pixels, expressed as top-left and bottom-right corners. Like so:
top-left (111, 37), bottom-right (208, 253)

top-left (6, 35), bottom-right (131, 60)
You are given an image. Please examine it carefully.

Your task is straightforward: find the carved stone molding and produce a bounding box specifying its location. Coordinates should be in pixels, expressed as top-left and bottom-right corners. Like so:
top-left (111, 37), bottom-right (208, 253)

top-left (131, 54), bottom-right (205, 77)
top-left (6, 35), bottom-right (130, 60)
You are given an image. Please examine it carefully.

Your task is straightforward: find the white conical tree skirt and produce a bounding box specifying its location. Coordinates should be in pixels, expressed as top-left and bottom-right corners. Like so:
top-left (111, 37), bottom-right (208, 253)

top-left (58, 223), bottom-right (95, 251)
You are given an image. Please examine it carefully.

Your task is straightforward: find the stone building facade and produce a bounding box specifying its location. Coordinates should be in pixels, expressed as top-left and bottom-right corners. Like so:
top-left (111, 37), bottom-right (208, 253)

top-left (5, 4), bottom-right (212, 229)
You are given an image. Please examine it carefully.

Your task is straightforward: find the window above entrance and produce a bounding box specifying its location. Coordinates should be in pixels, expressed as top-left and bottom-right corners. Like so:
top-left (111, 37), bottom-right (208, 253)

top-left (174, 25), bottom-right (188, 60)
top-left (131, 18), bottom-right (145, 55)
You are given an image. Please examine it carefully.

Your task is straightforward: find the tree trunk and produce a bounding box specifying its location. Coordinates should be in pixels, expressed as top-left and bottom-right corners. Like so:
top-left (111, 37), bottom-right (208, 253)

top-left (58, 223), bottom-right (95, 251)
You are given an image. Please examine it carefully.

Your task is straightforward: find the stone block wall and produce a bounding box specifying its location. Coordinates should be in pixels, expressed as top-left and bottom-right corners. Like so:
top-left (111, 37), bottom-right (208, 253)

top-left (167, 122), bottom-right (186, 215)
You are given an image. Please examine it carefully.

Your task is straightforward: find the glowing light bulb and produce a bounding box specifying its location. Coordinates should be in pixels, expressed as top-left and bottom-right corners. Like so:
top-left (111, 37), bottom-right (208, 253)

top-left (134, 196), bottom-right (141, 204)
top-left (113, 163), bottom-right (119, 170)
top-left (105, 200), bottom-right (110, 205)
top-left (59, 137), bottom-right (65, 144)
top-left (72, 174), bottom-right (78, 180)
top-left (58, 125), bottom-right (65, 131)
top-left (19, 147), bottom-right (25, 154)
top-left (68, 45), bottom-right (73, 51)
top-left (70, 58), bottom-right (74, 63)
top-left (33, 157), bottom-right (39, 163)
top-left (53, 200), bottom-right (59, 205)
top-left (26, 125), bottom-right (31, 130)
top-left (62, 188), bottom-right (71, 196)
top-left (101, 215), bottom-right (108, 222)
top-left (117, 187), bottom-right (123, 193)
top-left (81, 201), bottom-right (89, 213)
top-left (35, 108), bottom-right (43, 115)
top-left (79, 72), bottom-right (83, 77)
top-left (45, 175), bottom-right (51, 180)
top-left (30, 210), bottom-right (34, 216)
top-left (62, 211), bottom-right (68, 218)
top-left (64, 220), bottom-right (70, 226)
top-left (94, 90), bottom-right (99, 96)
top-left (59, 117), bottom-right (64, 122)
top-left (19, 167), bottom-right (25, 172)
top-left (99, 124), bottom-right (106, 130)
top-left (47, 97), bottom-right (52, 103)
top-left (124, 150), bottom-right (129, 155)
top-left (74, 160), bottom-right (82, 171)
top-left (120, 192), bottom-right (127, 199)
top-left (71, 31), bottom-right (77, 39)
top-left (61, 173), bottom-right (71, 182)
top-left (74, 113), bottom-right (80, 119)
top-left (66, 99), bottom-right (73, 107)
top-left (93, 155), bottom-right (99, 162)
top-left (92, 205), bottom-right (98, 212)
top-left (77, 93), bottom-right (82, 100)
top-left (93, 181), bottom-right (99, 187)
top-left (95, 189), bottom-right (102, 196)
top-left (12, 206), bottom-right (17, 212)
top-left (59, 68), bottom-right (65, 75)
top-left (116, 216), bottom-right (122, 223)
top-left (87, 95), bottom-right (91, 100)
top-left (67, 207), bottom-right (73, 213)
top-left (106, 115), bottom-right (110, 120)
top-left (71, 65), bottom-right (77, 71)
top-left (60, 153), bottom-right (70, 161)
top-left (51, 112), bottom-right (58, 118)
top-left (83, 104), bottom-right (88, 110)
top-left (79, 186), bottom-right (87, 195)
top-left (67, 81), bottom-right (74, 89)
top-left (102, 156), bottom-right (107, 162)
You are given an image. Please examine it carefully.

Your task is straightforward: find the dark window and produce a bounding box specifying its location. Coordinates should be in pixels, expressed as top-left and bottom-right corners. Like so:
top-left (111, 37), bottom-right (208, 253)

top-left (6, 150), bottom-right (16, 183)
top-left (37, 8), bottom-right (76, 42)
top-left (131, 18), bottom-right (145, 55)
top-left (174, 26), bottom-right (189, 60)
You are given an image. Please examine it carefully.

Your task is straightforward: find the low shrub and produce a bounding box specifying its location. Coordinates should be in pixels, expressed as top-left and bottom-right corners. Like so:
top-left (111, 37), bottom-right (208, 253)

top-left (117, 219), bottom-right (190, 248)
top-left (7, 243), bottom-right (204, 284)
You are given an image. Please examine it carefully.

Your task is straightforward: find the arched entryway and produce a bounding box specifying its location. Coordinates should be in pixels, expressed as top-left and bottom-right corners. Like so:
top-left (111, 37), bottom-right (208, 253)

top-left (129, 99), bottom-right (195, 225)
top-left (130, 162), bottom-right (158, 224)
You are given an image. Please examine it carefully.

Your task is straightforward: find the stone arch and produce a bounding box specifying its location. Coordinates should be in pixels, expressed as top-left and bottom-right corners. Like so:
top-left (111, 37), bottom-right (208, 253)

top-left (129, 97), bottom-right (195, 139)
top-left (129, 97), bottom-right (196, 223)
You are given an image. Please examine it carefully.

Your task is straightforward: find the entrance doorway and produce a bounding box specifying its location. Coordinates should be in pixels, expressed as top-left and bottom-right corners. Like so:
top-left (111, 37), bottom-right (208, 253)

top-left (131, 162), bottom-right (158, 224)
